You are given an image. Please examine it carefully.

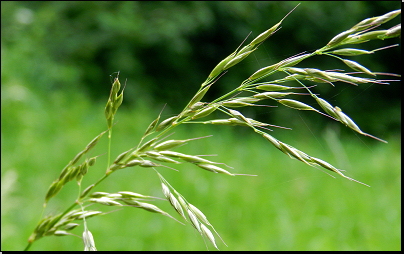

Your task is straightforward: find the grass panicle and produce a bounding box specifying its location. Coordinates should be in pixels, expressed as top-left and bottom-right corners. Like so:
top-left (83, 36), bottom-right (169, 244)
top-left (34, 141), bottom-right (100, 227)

top-left (25, 6), bottom-right (400, 251)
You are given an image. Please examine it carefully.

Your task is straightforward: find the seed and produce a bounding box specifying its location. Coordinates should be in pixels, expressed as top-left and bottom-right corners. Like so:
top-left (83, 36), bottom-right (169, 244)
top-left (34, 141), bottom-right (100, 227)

top-left (85, 129), bottom-right (108, 153)
top-left (248, 63), bottom-right (278, 81)
top-left (191, 104), bottom-right (219, 120)
top-left (223, 49), bottom-right (256, 70)
top-left (262, 133), bottom-right (282, 150)
top-left (138, 137), bottom-right (159, 152)
top-left (278, 99), bottom-right (316, 111)
top-left (327, 30), bottom-right (353, 47)
top-left (104, 100), bottom-right (113, 120)
top-left (201, 224), bottom-right (219, 250)
top-left (342, 59), bottom-right (375, 76)
top-left (188, 204), bottom-right (209, 225)
top-left (255, 84), bottom-right (293, 91)
top-left (154, 140), bottom-right (187, 150)
top-left (139, 160), bottom-right (160, 168)
top-left (155, 116), bottom-right (178, 132)
top-left (228, 109), bottom-right (251, 124)
top-left (254, 92), bottom-right (291, 99)
top-left (277, 53), bottom-right (312, 68)
top-left (80, 184), bottom-right (95, 199)
top-left (208, 52), bottom-right (236, 79)
top-left (71, 151), bottom-right (85, 165)
top-left (89, 197), bottom-right (122, 206)
top-left (125, 159), bottom-right (142, 167)
top-left (83, 227), bottom-right (97, 251)
top-left (187, 209), bottom-right (201, 233)
top-left (161, 182), bottom-right (170, 198)
top-left (168, 193), bottom-right (187, 220)
top-left (113, 150), bottom-right (130, 164)
top-left (118, 191), bottom-right (149, 199)
top-left (330, 48), bottom-right (372, 56)
top-left (197, 163), bottom-right (234, 176)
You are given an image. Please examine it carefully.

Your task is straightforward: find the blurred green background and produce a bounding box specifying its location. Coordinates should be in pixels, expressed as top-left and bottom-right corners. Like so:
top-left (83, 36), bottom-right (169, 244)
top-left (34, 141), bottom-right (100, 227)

top-left (1, 1), bottom-right (401, 251)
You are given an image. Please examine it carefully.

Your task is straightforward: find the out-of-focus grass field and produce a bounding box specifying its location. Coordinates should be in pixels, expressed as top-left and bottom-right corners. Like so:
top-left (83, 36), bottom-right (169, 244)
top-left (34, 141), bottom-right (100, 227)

top-left (1, 87), bottom-right (401, 251)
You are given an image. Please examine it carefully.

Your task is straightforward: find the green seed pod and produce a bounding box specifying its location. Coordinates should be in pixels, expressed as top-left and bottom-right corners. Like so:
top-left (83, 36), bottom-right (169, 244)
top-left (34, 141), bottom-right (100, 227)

top-left (188, 203), bottom-right (210, 225)
top-left (221, 97), bottom-right (260, 108)
top-left (114, 150), bottom-right (130, 164)
top-left (262, 133), bottom-right (282, 150)
top-left (203, 119), bottom-right (234, 125)
top-left (58, 165), bottom-right (72, 180)
top-left (88, 157), bottom-right (96, 167)
top-left (139, 160), bottom-right (160, 168)
top-left (278, 53), bottom-right (311, 68)
top-left (314, 97), bottom-right (340, 119)
top-left (45, 180), bottom-right (59, 203)
top-left (85, 130), bottom-right (108, 153)
top-left (279, 99), bottom-right (316, 111)
top-left (196, 163), bottom-right (234, 176)
top-left (159, 150), bottom-right (184, 158)
top-left (249, 64), bottom-right (278, 81)
top-left (371, 9), bottom-right (401, 27)
top-left (327, 30), bottom-right (353, 47)
top-left (330, 48), bottom-right (372, 56)
top-left (80, 184), bottom-right (95, 199)
top-left (201, 224), bottom-right (219, 250)
top-left (105, 100), bottom-right (113, 120)
top-left (69, 165), bottom-right (81, 182)
top-left (223, 50), bottom-right (255, 70)
top-left (154, 140), bottom-right (187, 151)
top-left (161, 182), bottom-right (171, 198)
top-left (111, 78), bottom-right (121, 97)
top-left (155, 116), bottom-right (178, 132)
top-left (187, 208), bottom-right (201, 233)
top-left (254, 92), bottom-right (291, 99)
top-left (208, 52), bottom-right (236, 79)
top-left (113, 92), bottom-right (123, 112)
top-left (350, 17), bottom-right (377, 32)
top-left (189, 85), bottom-right (211, 109)
top-left (107, 163), bottom-right (123, 173)
top-left (191, 105), bottom-right (219, 120)
top-left (255, 84), bottom-right (293, 91)
top-left (342, 59), bottom-right (375, 76)
top-left (357, 30), bottom-right (389, 41)
top-left (177, 195), bottom-right (188, 211)
top-left (138, 137), bottom-right (159, 152)
top-left (250, 20), bottom-right (281, 46)
top-left (384, 24), bottom-right (401, 38)
top-left (304, 68), bottom-right (334, 81)
top-left (63, 223), bottom-right (80, 231)
top-left (45, 180), bottom-right (63, 203)
top-left (168, 193), bottom-right (187, 220)
top-left (282, 67), bottom-right (308, 75)
top-left (152, 156), bottom-right (181, 164)
top-left (228, 109), bottom-right (250, 124)
top-left (125, 159), bottom-right (142, 167)
top-left (144, 116), bottom-right (160, 136)
top-left (71, 151), bottom-right (85, 165)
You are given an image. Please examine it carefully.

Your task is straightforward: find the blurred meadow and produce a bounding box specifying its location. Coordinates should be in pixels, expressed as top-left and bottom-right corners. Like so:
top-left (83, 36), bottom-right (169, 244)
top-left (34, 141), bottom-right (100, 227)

top-left (1, 1), bottom-right (401, 251)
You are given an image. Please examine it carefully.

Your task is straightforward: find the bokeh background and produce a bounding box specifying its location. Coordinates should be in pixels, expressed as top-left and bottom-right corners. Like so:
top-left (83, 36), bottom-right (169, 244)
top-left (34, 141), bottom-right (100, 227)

top-left (1, 1), bottom-right (401, 251)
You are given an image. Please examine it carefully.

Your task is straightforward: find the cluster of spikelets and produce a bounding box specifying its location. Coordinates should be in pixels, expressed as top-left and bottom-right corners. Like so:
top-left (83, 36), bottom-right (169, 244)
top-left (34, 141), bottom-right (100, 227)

top-left (26, 6), bottom-right (400, 251)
